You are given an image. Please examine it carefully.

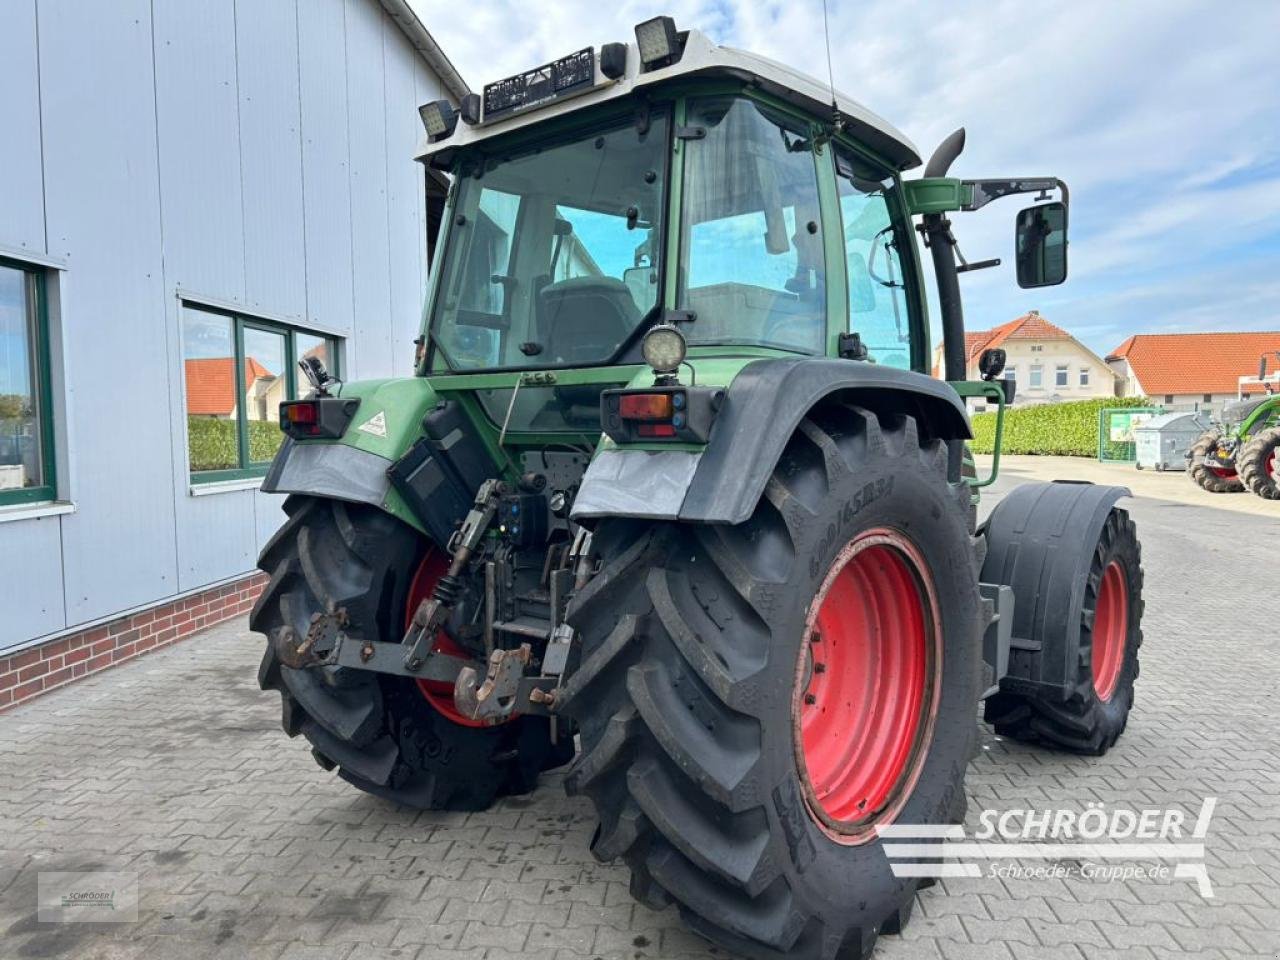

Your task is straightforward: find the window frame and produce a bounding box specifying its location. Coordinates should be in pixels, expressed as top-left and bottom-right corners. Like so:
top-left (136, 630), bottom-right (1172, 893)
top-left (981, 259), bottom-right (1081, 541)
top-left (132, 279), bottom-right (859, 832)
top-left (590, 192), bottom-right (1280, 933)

top-left (0, 256), bottom-right (57, 507)
top-left (833, 145), bottom-right (918, 371)
top-left (1080, 367), bottom-right (1090, 387)
top-left (1055, 363), bottom-right (1069, 387)
top-left (1029, 363), bottom-right (1044, 388)
top-left (183, 304), bottom-right (340, 484)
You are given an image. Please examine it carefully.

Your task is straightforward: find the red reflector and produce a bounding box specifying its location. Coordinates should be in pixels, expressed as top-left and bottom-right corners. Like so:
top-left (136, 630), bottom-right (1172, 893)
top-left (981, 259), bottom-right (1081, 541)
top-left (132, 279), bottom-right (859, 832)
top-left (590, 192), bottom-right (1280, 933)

top-left (285, 402), bottom-right (318, 424)
top-left (619, 393), bottom-right (673, 420)
top-left (637, 423), bottom-right (677, 438)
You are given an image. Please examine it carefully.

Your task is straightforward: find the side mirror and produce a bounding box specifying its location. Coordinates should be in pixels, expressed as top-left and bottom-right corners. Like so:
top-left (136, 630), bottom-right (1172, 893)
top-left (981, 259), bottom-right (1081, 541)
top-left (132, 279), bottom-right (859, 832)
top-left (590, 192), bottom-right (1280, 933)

top-left (1015, 201), bottom-right (1067, 288)
top-left (978, 347), bottom-right (1007, 380)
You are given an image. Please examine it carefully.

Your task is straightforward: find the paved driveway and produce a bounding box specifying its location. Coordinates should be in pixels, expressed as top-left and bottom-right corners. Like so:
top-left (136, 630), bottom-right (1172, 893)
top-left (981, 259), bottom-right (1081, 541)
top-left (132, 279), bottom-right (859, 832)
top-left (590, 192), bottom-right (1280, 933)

top-left (2, 464), bottom-right (1278, 960)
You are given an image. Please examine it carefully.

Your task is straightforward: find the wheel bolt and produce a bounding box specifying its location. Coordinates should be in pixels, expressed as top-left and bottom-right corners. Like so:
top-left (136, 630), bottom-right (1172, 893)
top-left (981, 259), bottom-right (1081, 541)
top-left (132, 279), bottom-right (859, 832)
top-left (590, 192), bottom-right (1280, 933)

top-left (804, 693), bottom-right (817, 705)
top-left (814, 663), bottom-right (826, 674)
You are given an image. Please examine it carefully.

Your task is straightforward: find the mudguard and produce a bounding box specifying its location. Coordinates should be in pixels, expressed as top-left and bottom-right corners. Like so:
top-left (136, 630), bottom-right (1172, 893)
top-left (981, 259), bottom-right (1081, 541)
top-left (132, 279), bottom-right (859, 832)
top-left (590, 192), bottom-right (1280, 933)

top-left (979, 480), bottom-right (1130, 698)
top-left (261, 377), bottom-right (442, 534)
top-left (572, 357), bottom-right (971, 524)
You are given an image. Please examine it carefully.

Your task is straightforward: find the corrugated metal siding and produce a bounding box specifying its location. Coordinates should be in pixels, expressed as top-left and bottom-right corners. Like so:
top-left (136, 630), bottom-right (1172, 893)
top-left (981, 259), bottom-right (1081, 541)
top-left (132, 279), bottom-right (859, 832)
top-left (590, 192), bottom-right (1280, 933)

top-left (297, 0), bottom-right (356, 340)
top-left (39, 0), bottom-right (179, 628)
top-left (0, 0), bottom-right (45, 254)
top-left (0, 0), bottom-right (445, 651)
top-left (345, 0), bottom-right (395, 382)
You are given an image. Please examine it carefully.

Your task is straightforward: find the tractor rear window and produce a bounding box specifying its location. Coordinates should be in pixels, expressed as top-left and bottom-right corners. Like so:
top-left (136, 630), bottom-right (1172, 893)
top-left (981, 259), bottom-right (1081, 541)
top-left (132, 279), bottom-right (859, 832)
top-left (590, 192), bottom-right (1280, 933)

top-left (429, 114), bottom-right (669, 371)
top-left (678, 97), bottom-right (826, 355)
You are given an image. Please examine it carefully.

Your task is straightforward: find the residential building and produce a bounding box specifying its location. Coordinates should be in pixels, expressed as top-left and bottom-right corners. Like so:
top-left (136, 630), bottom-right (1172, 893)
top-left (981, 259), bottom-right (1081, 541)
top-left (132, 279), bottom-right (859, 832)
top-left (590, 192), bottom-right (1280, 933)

top-left (1106, 331), bottom-right (1280, 409)
top-left (0, 0), bottom-right (466, 704)
top-left (933, 311), bottom-right (1118, 406)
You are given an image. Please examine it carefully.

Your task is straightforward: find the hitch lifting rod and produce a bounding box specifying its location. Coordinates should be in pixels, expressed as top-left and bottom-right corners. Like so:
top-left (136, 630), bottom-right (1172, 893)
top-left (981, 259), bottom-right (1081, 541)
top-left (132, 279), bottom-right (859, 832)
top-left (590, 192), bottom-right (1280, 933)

top-left (402, 480), bottom-right (503, 670)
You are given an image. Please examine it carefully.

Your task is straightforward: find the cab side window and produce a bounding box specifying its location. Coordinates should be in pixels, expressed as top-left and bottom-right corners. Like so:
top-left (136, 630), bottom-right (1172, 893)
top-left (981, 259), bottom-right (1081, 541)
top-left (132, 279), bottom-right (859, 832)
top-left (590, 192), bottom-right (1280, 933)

top-left (836, 149), bottom-right (911, 369)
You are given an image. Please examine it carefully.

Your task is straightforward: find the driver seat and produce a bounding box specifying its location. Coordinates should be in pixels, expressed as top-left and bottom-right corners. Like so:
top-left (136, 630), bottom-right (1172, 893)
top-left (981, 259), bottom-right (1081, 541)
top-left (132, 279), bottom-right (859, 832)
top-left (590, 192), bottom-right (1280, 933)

top-left (539, 277), bottom-right (639, 365)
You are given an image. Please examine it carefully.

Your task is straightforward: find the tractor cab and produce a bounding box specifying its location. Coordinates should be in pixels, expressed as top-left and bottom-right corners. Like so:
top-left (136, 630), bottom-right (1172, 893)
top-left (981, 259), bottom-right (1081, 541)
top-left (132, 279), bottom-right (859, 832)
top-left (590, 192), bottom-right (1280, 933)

top-left (418, 26), bottom-right (928, 391)
top-left (411, 21), bottom-right (1068, 455)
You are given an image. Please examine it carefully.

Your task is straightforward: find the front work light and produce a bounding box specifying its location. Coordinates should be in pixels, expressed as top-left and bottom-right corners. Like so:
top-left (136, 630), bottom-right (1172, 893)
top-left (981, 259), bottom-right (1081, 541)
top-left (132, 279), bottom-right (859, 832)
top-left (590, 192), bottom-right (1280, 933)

top-left (418, 99), bottom-right (458, 141)
top-left (642, 324), bottom-right (687, 375)
top-left (634, 16), bottom-right (680, 68)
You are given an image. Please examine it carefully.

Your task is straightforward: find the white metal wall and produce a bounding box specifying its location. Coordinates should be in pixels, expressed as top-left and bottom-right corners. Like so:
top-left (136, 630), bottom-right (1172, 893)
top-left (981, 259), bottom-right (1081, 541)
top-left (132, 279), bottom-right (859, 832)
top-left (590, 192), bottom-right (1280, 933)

top-left (0, 0), bottom-right (448, 650)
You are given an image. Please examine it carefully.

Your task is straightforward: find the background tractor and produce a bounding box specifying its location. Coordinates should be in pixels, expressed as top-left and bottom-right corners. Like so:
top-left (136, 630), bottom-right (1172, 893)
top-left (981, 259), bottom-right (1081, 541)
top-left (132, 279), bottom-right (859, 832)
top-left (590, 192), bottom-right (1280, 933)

top-left (250, 18), bottom-right (1146, 959)
top-left (1187, 353), bottom-right (1280, 497)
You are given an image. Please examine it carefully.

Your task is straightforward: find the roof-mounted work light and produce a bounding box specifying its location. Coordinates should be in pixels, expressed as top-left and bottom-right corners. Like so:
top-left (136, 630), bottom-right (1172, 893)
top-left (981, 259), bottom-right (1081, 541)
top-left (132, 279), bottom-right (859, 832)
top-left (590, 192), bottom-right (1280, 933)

top-left (634, 15), bottom-right (681, 69)
top-left (418, 99), bottom-right (458, 141)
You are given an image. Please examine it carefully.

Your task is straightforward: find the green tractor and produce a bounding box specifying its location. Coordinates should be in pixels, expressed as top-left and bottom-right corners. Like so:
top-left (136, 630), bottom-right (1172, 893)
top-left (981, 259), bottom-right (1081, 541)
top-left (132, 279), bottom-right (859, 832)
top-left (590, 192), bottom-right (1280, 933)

top-left (1187, 353), bottom-right (1280, 498)
top-left (251, 19), bottom-right (1146, 959)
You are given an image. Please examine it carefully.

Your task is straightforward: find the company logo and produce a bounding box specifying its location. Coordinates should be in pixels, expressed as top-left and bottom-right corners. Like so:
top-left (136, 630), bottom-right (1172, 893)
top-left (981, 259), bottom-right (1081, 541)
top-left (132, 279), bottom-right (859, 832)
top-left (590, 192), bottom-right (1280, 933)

top-left (877, 798), bottom-right (1217, 897)
top-left (38, 872), bottom-right (139, 923)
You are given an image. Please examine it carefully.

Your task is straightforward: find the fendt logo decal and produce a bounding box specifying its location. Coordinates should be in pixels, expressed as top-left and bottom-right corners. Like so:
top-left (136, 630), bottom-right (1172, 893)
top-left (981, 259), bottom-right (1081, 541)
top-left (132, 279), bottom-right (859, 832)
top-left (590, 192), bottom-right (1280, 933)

top-left (877, 798), bottom-right (1217, 897)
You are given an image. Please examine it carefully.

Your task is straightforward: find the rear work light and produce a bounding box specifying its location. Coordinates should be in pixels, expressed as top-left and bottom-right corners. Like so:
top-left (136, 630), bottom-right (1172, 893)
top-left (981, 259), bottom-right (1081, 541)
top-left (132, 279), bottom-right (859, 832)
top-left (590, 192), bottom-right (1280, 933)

top-left (279, 397), bottom-right (361, 441)
top-left (601, 386), bottom-right (724, 444)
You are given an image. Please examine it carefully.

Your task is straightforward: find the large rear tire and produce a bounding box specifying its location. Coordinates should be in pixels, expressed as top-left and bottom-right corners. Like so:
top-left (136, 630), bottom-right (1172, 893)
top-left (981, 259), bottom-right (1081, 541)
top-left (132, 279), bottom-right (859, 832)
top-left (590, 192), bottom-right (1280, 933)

top-left (250, 495), bottom-right (573, 810)
top-left (1188, 430), bottom-right (1243, 493)
top-left (983, 506), bottom-right (1144, 755)
top-left (1238, 427), bottom-right (1280, 500)
top-left (558, 407), bottom-right (984, 960)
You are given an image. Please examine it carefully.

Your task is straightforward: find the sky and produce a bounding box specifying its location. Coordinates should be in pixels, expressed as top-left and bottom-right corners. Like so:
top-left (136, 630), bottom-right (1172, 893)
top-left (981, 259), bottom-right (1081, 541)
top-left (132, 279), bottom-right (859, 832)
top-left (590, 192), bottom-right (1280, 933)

top-left (409, 0), bottom-right (1280, 359)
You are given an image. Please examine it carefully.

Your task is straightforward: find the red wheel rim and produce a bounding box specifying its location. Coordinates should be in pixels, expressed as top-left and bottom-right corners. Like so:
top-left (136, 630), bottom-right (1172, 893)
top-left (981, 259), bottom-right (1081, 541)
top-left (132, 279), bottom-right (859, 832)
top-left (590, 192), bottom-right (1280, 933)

top-left (1091, 560), bottom-right (1128, 702)
top-left (405, 550), bottom-right (503, 728)
top-left (1267, 449), bottom-right (1278, 481)
top-left (1208, 464), bottom-right (1237, 479)
top-left (793, 529), bottom-right (941, 845)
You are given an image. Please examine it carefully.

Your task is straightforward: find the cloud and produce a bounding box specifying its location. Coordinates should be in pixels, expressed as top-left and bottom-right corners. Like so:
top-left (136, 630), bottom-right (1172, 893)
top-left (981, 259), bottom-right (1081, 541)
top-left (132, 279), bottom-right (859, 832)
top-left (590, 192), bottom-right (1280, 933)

top-left (409, 0), bottom-right (1280, 355)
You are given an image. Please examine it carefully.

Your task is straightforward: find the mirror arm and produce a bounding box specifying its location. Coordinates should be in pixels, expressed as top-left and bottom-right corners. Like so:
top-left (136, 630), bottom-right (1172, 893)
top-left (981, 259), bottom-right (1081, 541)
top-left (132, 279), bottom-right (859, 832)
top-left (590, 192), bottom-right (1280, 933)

top-left (962, 177), bottom-right (1068, 212)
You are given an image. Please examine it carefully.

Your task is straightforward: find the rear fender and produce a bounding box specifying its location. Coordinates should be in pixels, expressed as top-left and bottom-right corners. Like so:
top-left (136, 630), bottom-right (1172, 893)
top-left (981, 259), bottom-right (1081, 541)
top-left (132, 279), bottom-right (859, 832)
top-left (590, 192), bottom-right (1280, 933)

top-left (262, 378), bottom-right (441, 534)
top-left (572, 357), bottom-right (971, 524)
top-left (979, 480), bottom-right (1129, 698)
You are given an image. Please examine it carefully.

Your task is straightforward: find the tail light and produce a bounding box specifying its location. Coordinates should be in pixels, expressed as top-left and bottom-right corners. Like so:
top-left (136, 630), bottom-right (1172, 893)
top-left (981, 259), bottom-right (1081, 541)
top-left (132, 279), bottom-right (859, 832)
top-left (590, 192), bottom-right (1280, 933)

top-left (279, 397), bottom-right (361, 440)
top-left (601, 386), bottom-right (723, 444)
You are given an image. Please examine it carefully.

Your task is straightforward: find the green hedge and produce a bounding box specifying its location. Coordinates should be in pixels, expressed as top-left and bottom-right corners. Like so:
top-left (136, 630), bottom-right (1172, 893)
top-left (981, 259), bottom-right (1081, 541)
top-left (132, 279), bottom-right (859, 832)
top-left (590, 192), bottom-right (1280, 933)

top-left (969, 397), bottom-right (1154, 457)
top-left (187, 417), bottom-right (283, 472)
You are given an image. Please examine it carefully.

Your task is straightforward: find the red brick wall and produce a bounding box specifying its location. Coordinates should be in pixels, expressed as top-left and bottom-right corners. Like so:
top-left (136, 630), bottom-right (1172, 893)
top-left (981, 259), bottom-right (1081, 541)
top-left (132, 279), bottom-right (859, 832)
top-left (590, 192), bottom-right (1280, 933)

top-left (0, 572), bottom-right (268, 712)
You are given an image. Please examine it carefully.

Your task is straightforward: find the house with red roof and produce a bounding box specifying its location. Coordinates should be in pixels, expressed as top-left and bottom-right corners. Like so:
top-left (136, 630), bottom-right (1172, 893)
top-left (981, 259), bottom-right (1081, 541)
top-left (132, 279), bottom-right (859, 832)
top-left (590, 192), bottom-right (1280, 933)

top-left (933, 310), bottom-right (1118, 406)
top-left (183, 356), bottom-right (280, 420)
top-left (1106, 332), bottom-right (1280, 408)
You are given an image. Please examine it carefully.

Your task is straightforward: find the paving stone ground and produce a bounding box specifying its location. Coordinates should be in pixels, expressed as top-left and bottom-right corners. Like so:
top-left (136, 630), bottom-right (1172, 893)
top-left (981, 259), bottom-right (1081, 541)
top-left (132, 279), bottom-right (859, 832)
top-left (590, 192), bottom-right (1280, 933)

top-left (2, 463), bottom-right (1279, 960)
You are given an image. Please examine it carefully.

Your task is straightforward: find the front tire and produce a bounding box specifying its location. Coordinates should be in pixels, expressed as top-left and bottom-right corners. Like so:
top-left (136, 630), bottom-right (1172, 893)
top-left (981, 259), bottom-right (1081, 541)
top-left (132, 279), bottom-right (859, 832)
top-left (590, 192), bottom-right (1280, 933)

top-left (983, 506), bottom-right (1144, 755)
top-left (1238, 427), bottom-right (1280, 499)
top-left (558, 407), bottom-right (984, 960)
top-left (250, 495), bottom-right (572, 810)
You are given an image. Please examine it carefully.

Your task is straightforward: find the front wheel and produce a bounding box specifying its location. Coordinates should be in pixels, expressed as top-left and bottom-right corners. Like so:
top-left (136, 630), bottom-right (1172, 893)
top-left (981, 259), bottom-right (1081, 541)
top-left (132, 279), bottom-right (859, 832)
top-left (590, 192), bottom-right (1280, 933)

top-left (558, 407), bottom-right (984, 960)
top-left (984, 505), bottom-right (1144, 755)
top-left (1238, 427), bottom-right (1280, 499)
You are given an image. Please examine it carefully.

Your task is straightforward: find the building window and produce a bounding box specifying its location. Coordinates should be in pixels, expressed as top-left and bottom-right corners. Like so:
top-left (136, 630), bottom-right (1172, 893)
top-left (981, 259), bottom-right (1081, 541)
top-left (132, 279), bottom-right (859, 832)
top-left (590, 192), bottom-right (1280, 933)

top-left (1080, 368), bottom-right (1090, 387)
top-left (1055, 364), bottom-right (1069, 387)
top-left (1164, 394), bottom-right (1174, 404)
top-left (1203, 393), bottom-right (1212, 403)
top-left (182, 303), bottom-right (340, 481)
top-left (1029, 364), bottom-right (1043, 388)
top-left (1030, 344), bottom-right (1043, 352)
top-left (0, 259), bottom-right (55, 506)
top-left (1004, 365), bottom-right (1016, 381)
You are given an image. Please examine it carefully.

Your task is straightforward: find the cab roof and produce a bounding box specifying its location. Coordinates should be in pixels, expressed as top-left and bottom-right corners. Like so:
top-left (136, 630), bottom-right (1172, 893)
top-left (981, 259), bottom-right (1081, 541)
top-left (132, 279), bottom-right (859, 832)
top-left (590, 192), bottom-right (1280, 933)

top-left (417, 29), bottom-right (922, 173)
